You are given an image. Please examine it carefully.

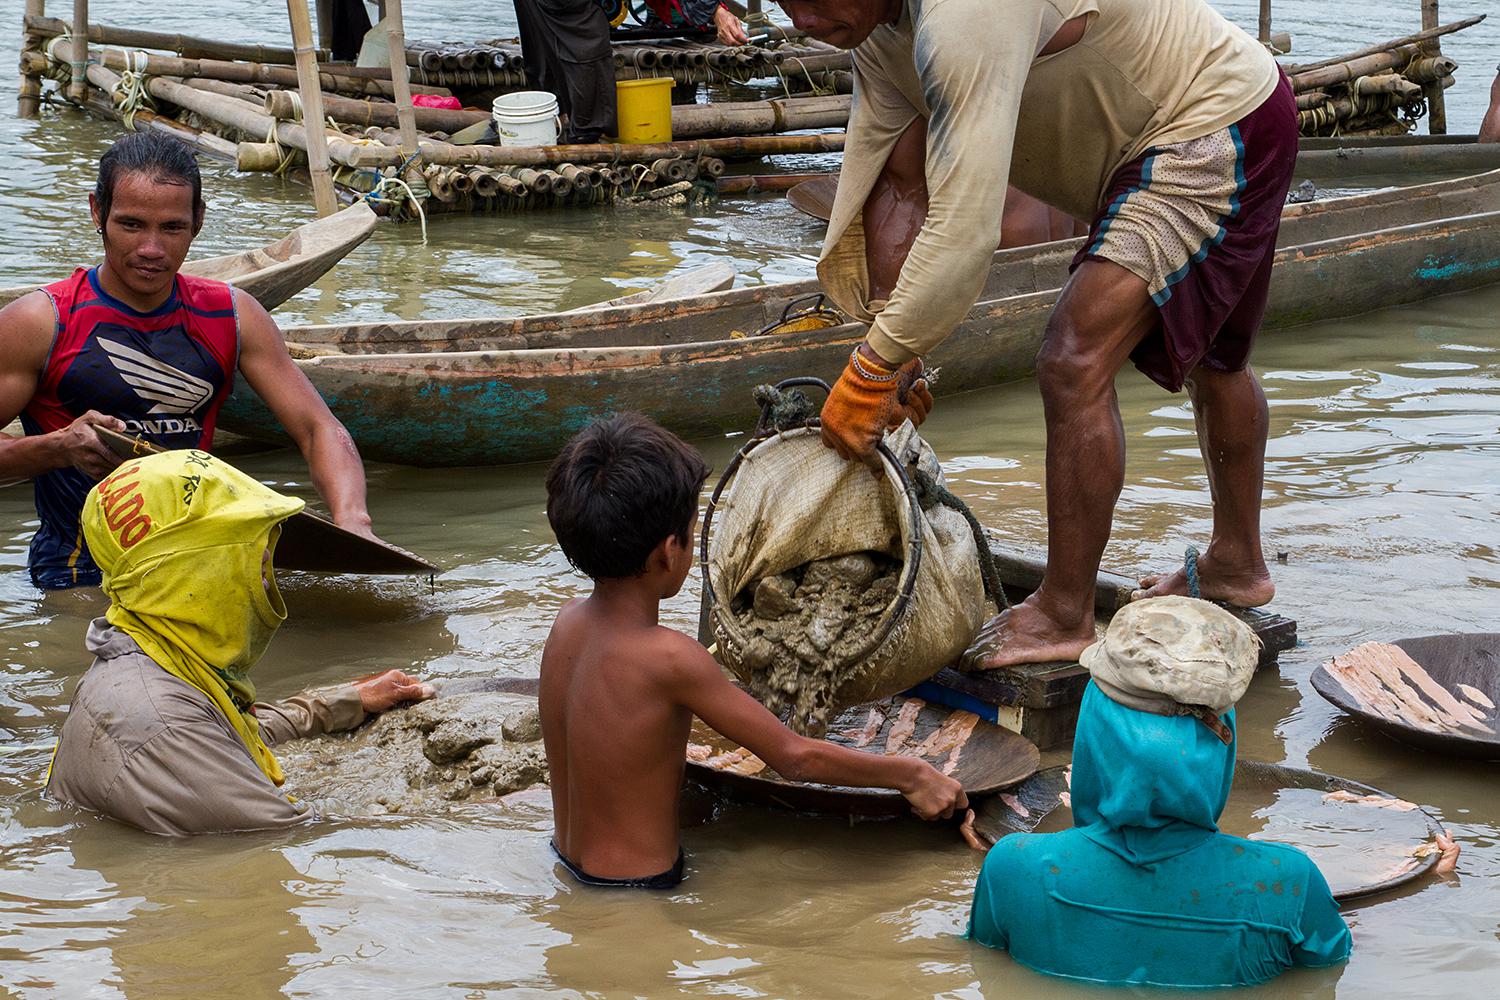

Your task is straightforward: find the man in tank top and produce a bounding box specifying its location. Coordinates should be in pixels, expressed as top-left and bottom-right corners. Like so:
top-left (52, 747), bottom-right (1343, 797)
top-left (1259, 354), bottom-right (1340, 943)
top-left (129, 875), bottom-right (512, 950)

top-left (0, 131), bottom-right (378, 590)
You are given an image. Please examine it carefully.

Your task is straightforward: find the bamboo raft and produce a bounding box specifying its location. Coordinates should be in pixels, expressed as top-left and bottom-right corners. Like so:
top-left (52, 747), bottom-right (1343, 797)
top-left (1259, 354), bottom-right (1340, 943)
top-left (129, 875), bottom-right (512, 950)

top-left (15, 5), bottom-right (1484, 218)
top-left (214, 168), bottom-right (1500, 466)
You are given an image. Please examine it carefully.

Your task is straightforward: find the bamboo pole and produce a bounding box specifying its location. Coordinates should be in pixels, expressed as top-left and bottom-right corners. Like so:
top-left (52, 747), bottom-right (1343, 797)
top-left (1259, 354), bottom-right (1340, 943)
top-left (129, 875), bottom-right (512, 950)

top-left (23, 13), bottom-right (316, 64)
top-left (1284, 14), bottom-right (1483, 74)
top-left (62, 42), bottom-right (450, 99)
top-left (286, 0), bottom-right (337, 216)
top-left (672, 94), bottom-right (850, 138)
top-left (1258, 0), bottom-right (1271, 44)
top-left (264, 86), bottom-right (482, 133)
top-left (1421, 0), bottom-right (1447, 134)
top-left (382, 0), bottom-right (419, 153)
top-left (1290, 44), bottom-right (1426, 93)
top-left (68, 0), bottom-right (87, 102)
top-left (18, 0), bottom-right (45, 118)
top-left (714, 172), bottom-right (833, 195)
top-left (25, 17), bottom-right (445, 95)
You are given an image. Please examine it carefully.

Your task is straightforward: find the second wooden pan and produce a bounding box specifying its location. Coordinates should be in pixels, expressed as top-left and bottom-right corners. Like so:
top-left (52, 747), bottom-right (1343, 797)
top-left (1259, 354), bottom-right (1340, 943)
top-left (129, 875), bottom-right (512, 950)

top-left (686, 694), bottom-right (1040, 817)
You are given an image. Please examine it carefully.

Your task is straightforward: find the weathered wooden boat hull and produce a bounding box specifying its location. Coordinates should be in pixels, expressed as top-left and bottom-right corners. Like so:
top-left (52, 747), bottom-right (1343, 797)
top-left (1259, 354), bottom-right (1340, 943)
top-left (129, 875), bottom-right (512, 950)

top-left (221, 202), bottom-right (1500, 466)
top-left (788, 138), bottom-right (1500, 221)
top-left (1296, 141), bottom-right (1500, 182)
top-left (0, 201), bottom-right (377, 311)
top-left (277, 168), bottom-right (1500, 357)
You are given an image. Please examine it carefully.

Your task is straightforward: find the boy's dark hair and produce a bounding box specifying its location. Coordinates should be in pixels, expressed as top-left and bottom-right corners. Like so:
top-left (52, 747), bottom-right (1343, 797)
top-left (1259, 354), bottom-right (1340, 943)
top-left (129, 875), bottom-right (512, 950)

top-left (95, 132), bottom-right (204, 225)
top-left (546, 414), bottom-right (711, 580)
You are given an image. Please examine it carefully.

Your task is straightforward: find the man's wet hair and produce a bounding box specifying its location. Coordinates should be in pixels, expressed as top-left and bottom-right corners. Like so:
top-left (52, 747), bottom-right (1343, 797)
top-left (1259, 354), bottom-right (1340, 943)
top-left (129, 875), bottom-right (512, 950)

top-left (95, 131), bottom-right (204, 225)
top-left (546, 413), bottom-right (711, 580)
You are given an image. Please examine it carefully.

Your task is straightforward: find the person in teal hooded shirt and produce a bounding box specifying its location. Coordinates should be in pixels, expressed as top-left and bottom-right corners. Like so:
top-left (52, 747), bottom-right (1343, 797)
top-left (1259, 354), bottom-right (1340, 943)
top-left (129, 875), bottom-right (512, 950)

top-left (968, 596), bottom-right (1352, 988)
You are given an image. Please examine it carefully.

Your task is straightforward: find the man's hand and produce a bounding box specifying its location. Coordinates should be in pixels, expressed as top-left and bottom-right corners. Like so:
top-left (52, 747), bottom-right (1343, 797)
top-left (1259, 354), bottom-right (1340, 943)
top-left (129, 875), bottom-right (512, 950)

top-left (902, 762), bottom-right (968, 821)
top-left (958, 808), bottom-right (988, 850)
top-left (820, 344), bottom-right (932, 473)
top-left (355, 669), bottom-right (435, 714)
top-left (1434, 830), bottom-right (1461, 875)
top-left (714, 5), bottom-right (749, 45)
top-left (56, 411), bottom-right (127, 479)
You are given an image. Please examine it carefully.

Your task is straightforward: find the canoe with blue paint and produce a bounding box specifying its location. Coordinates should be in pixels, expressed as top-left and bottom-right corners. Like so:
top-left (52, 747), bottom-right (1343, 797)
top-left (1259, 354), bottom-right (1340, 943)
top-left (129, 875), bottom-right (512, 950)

top-left (218, 170), bottom-right (1500, 466)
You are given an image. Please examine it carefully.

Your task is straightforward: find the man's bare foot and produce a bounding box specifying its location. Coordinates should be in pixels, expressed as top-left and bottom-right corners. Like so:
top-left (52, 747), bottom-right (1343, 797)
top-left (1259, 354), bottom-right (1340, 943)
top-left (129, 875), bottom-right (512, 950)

top-left (959, 597), bottom-right (1096, 671)
top-left (1132, 547), bottom-right (1275, 607)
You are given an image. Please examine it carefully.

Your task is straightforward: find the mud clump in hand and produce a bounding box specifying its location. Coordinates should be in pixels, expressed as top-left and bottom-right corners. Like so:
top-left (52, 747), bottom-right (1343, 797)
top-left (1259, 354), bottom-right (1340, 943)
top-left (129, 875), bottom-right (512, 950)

top-left (730, 551), bottom-right (901, 736)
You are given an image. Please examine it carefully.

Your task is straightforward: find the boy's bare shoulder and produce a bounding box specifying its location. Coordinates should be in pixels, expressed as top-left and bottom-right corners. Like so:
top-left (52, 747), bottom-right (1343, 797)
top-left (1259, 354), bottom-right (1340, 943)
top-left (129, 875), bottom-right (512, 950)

top-left (643, 626), bottom-right (720, 681)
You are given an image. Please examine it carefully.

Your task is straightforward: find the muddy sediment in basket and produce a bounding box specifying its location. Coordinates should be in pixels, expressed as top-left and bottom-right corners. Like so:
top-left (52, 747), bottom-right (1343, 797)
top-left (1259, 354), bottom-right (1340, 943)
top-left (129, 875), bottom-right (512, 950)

top-left (730, 551), bottom-right (901, 736)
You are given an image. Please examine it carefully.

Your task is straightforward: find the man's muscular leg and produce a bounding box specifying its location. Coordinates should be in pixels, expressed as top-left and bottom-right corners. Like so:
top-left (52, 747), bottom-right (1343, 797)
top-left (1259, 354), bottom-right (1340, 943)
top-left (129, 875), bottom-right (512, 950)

top-left (964, 259), bottom-right (1158, 670)
top-left (1133, 364), bottom-right (1275, 606)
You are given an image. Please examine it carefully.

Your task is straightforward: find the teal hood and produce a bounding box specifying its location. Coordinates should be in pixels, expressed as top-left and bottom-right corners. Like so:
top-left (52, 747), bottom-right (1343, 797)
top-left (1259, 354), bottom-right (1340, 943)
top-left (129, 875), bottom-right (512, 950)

top-left (1072, 681), bottom-right (1236, 866)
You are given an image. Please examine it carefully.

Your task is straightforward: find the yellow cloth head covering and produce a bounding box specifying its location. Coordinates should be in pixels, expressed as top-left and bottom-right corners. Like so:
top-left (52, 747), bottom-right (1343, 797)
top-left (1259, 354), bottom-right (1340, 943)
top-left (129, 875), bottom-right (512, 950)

top-left (83, 449), bottom-right (305, 785)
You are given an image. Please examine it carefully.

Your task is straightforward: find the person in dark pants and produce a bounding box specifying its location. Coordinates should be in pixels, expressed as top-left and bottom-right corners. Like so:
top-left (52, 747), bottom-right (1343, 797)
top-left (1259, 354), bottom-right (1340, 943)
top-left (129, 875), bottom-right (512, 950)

top-left (514, 0), bottom-right (617, 144)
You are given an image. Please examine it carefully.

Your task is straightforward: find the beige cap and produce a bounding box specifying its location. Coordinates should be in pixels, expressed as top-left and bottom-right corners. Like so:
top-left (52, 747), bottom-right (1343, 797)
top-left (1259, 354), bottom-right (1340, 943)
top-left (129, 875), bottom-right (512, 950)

top-left (1081, 596), bottom-right (1261, 739)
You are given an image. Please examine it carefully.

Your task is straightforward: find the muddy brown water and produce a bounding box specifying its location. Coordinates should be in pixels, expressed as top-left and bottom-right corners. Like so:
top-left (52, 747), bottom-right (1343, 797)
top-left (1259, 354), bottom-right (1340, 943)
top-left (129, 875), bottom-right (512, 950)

top-left (2, 1), bottom-right (1499, 996)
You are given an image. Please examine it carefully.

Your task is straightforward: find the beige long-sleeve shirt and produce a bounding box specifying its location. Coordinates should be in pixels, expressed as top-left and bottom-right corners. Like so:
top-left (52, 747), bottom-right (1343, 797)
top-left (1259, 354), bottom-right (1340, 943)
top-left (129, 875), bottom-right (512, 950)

top-left (46, 619), bottom-right (367, 836)
top-left (819, 0), bottom-right (1279, 363)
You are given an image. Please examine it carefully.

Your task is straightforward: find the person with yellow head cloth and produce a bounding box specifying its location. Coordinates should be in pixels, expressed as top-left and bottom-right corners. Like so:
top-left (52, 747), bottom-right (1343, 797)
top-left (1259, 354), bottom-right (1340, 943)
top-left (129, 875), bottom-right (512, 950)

top-left (46, 449), bottom-right (433, 835)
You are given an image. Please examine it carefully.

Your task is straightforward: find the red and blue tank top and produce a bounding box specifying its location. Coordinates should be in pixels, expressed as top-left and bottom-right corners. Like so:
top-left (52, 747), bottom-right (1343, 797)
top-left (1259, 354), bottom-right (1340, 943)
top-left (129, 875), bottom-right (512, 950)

top-left (22, 267), bottom-right (239, 589)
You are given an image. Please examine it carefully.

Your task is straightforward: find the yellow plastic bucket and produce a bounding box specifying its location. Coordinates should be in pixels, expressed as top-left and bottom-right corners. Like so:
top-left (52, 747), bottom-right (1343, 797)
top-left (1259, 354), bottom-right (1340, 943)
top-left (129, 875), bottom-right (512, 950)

top-left (615, 77), bottom-right (674, 143)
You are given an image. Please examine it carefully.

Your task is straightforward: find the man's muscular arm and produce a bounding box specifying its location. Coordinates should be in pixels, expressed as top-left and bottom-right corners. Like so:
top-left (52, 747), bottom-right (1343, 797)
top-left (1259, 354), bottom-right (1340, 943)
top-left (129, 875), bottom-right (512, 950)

top-left (233, 289), bottom-right (376, 538)
top-left (0, 291), bottom-right (123, 481)
top-left (863, 0), bottom-right (1052, 365)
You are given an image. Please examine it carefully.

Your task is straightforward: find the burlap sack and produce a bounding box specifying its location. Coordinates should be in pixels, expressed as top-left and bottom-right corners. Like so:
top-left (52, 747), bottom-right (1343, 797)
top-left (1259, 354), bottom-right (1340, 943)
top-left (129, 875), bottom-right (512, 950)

top-left (705, 424), bottom-right (987, 711)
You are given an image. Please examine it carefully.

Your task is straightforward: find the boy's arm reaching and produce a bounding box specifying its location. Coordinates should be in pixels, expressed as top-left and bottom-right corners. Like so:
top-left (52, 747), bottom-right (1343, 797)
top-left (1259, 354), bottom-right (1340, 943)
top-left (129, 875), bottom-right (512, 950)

top-left (665, 635), bottom-right (968, 821)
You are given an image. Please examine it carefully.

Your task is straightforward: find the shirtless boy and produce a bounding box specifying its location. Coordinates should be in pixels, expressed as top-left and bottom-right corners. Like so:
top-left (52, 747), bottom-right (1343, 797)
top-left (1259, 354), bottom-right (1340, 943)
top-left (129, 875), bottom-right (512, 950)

top-left (541, 413), bottom-right (968, 888)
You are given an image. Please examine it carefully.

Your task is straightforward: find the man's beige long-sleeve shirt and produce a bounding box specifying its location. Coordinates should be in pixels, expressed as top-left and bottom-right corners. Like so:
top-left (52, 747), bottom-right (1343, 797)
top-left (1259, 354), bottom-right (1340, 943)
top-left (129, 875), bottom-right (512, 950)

top-left (819, 0), bottom-right (1278, 363)
top-left (47, 619), bottom-right (366, 836)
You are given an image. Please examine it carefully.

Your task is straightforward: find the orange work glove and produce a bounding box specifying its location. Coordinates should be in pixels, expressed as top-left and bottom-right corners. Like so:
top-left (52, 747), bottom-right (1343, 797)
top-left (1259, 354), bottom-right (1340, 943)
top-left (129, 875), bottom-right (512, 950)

top-left (820, 346), bottom-right (933, 472)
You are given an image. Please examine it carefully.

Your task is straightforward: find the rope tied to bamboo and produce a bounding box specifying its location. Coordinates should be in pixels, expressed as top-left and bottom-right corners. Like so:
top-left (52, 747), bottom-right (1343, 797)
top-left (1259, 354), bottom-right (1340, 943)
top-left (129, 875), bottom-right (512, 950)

top-left (360, 148), bottom-right (430, 242)
top-left (112, 50), bottom-right (157, 129)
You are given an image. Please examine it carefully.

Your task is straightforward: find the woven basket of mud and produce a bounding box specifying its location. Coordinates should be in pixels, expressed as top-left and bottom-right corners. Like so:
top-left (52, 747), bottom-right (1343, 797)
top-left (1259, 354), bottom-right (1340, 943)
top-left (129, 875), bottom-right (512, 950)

top-left (702, 420), bottom-right (987, 736)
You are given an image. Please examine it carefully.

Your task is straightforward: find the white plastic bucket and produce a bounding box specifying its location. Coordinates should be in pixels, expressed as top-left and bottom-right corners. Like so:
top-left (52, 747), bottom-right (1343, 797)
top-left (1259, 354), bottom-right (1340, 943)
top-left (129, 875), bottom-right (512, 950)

top-left (492, 91), bottom-right (560, 147)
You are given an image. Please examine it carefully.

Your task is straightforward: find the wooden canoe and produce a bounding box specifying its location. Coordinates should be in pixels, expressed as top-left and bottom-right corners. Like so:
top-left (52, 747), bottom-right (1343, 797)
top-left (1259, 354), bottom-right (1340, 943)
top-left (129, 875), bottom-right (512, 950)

top-left (0, 201), bottom-right (378, 312)
top-left (789, 136), bottom-right (1500, 223)
top-left (217, 169), bottom-right (1500, 466)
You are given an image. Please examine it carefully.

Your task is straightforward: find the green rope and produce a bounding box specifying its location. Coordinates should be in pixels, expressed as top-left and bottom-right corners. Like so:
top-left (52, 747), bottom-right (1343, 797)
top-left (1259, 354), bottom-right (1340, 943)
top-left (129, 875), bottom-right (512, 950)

top-left (913, 468), bottom-right (1010, 614)
top-left (752, 383), bottom-right (818, 430)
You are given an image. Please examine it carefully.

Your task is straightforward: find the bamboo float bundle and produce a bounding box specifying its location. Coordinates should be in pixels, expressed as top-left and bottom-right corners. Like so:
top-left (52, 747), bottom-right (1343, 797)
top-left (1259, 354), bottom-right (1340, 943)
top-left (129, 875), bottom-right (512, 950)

top-left (1290, 43), bottom-right (1432, 93)
top-left (1283, 12), bottom-right (1478, 139)
top-left (82, 67), bottom-right (241, 162)
top-left (306, 131), bottom-right (849, 170)
top-left (79, 58), bottom-right (377, 172)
